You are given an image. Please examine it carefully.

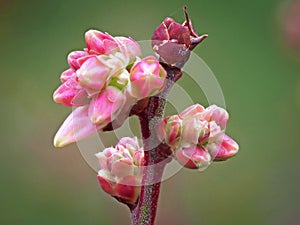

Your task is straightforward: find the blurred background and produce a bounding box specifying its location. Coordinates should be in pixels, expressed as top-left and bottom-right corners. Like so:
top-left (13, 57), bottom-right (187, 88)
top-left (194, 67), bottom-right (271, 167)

top-left (1, 0), bottom-right (300, 224)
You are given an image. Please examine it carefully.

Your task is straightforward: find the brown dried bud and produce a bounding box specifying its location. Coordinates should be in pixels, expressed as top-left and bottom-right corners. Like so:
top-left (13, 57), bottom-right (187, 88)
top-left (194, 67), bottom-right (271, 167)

top-left (152, 6), bottom-right (208, 68)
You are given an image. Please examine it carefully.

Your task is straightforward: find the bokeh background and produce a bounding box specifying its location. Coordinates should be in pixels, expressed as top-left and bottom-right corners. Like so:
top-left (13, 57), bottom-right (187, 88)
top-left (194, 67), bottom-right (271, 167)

top-left (1, 0), bottom-right (300, 224)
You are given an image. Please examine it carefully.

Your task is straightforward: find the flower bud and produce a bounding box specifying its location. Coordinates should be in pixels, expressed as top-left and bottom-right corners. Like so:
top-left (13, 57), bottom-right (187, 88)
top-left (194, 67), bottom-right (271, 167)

top-left (114, 176), bottom-right (141, 204)
top-left (96, 137), bottom-right (143, 205)
top-left (116, 136), bottom-right (140, 153)
top-left (53, 105), bottom-right (100, 147)
top-left (88, 86), bottom-right (125, 126)
top-left (176, 146), bottom-right (211, 170)
top-left (85, 30), bottom-right (119, 55)
top-left (207, 134), bottom-right (239, 161)
top-left (201, 105), bottom-right (229, 130)
top-left (181, 118), bottom-right (209, 148)
top-left (53, 76), bottom-right (88, 107)
top-left (115, 36), bottom-right (141, 64)
top-left (77, 56), bottom-right (111, 97)
top-left (129, 56), bottom-right (166, 99)
top-left (67, 51), bottom-right (88, 70)
top-left (60, 68), bottom-right (75, 83)
top-left (97, 170), bottom-right (115, 195)
top-left (207, 121), bottom-right (223, 144)
top-left (157, 115), bottom-right (183, 149)
top-left (179, 103), bottom-right (205, 120)
top-left (103, 91), bottom-right (136, 131)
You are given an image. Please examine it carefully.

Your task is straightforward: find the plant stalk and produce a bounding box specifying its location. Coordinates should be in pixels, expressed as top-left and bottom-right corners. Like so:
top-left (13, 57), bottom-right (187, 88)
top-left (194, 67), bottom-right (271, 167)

top-left (130, 65), bottom-right (182, 225)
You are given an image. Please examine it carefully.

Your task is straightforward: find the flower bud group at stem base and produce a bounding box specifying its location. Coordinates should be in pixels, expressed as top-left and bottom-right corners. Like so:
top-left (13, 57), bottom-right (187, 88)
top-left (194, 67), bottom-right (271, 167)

top-left (53, 30), bottom-right (168, 147)
top-left (96, 137), bottom-right (144, 205)
top-left (157, 103), bottom-right (239, 170)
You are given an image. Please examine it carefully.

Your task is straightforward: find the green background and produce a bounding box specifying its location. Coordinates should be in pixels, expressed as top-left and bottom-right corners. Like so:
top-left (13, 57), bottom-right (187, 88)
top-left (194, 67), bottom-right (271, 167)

top-left (1, 0), bottom-right (300, 224)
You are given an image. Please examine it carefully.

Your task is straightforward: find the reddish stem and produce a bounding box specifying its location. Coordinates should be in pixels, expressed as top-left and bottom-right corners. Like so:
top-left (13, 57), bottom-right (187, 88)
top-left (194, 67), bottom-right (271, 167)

top-left (130, 65), bottom-right (182, 225)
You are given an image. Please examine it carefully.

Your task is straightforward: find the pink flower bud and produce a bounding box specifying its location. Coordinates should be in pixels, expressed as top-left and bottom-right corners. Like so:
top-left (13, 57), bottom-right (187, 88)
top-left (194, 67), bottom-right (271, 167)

top-left (129, 56), bottom-right (166, 99)
top-left (201, 105), bottom-right (229, 130)
top-left (157, 115), bottom-right (183, 149)
top-left (97, 171), bottom-right (115, 195)
top-left (85, 30), bottom-right (119, 55)
top-left (88, 86), bottom-right (125, 126)
top-left (176, 146), bottom-right (211, 170)
top-left (77, 56), bottom-right (111, 97)
top-left (115, 176), bottom-right (141, 204)
top-left (179, 103), bottom-right (205, 120)
top-left (103, 92), bottom-right (136, 131)
top-left (53, 105), bottom-right (100, 147)
top-left (116, 136), bottom-right (140, 153)
top-left (96, 137), bottom-right (143, 205)
top-left (181, 118), bottom-right (209, 148)
top-left (115, 36), bottom-right (141, 64)
top-left (207, 121), bottom-right (223, 144)
top-left (67, 51), bottom-right (88, 70)
top-left (53, 76), bottom-right (89, 107)
top-left (207, 134), bottom-right (239, 161)
top-left (60, 68), bottom-right (75, 83)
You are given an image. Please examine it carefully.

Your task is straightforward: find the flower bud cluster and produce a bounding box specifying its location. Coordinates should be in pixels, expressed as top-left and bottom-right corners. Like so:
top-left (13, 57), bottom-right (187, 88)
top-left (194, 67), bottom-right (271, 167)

top-left (96, 137), bottom-right (144, 205)
top-left (157, 104), bottom-right (239, 170)
top-left (53, 30), bottom-right (167, 147)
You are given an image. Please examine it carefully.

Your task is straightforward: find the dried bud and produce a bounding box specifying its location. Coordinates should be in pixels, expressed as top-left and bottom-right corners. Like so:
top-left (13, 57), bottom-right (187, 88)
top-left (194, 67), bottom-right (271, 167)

top-left (152, 6), bottom-right (207, 68)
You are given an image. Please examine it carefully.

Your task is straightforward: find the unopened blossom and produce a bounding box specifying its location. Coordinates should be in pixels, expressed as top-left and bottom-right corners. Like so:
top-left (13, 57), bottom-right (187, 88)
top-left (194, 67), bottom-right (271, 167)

top-left (53, 75), bottom-right (89, 107)
top-left (85, 30), bottom-right (119, 55)
top-left (176, 145), bottom-right (211, 170)
top-left (76, 56), bottom-right (111, 97)
top-left (88, 86), bottom-right (126, 126)
top-left (54, 106), bottom-right (100, 147)
top-left (96, 137), bottom-right (144, 205)
top-left (206, 134), bottom-right (239, 161)
top-left (129, 56), bottom-right (167, 99)
top-left (67, 51), bottom-right (89, 70)
top-left (157, 115), bottom-right (183, 149)
top-left (115, 36), bottom-right (141, 64)
top-left (181, 118), bottom-right (209, 148)
top-left (60, 68), bottom-right (76, 83)
top-left (201, 105), bottom-right (228, 130)
top-left (179, 103), bottom-right (205, 120)
top-left (157, 103), bottom-right (239, 169)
